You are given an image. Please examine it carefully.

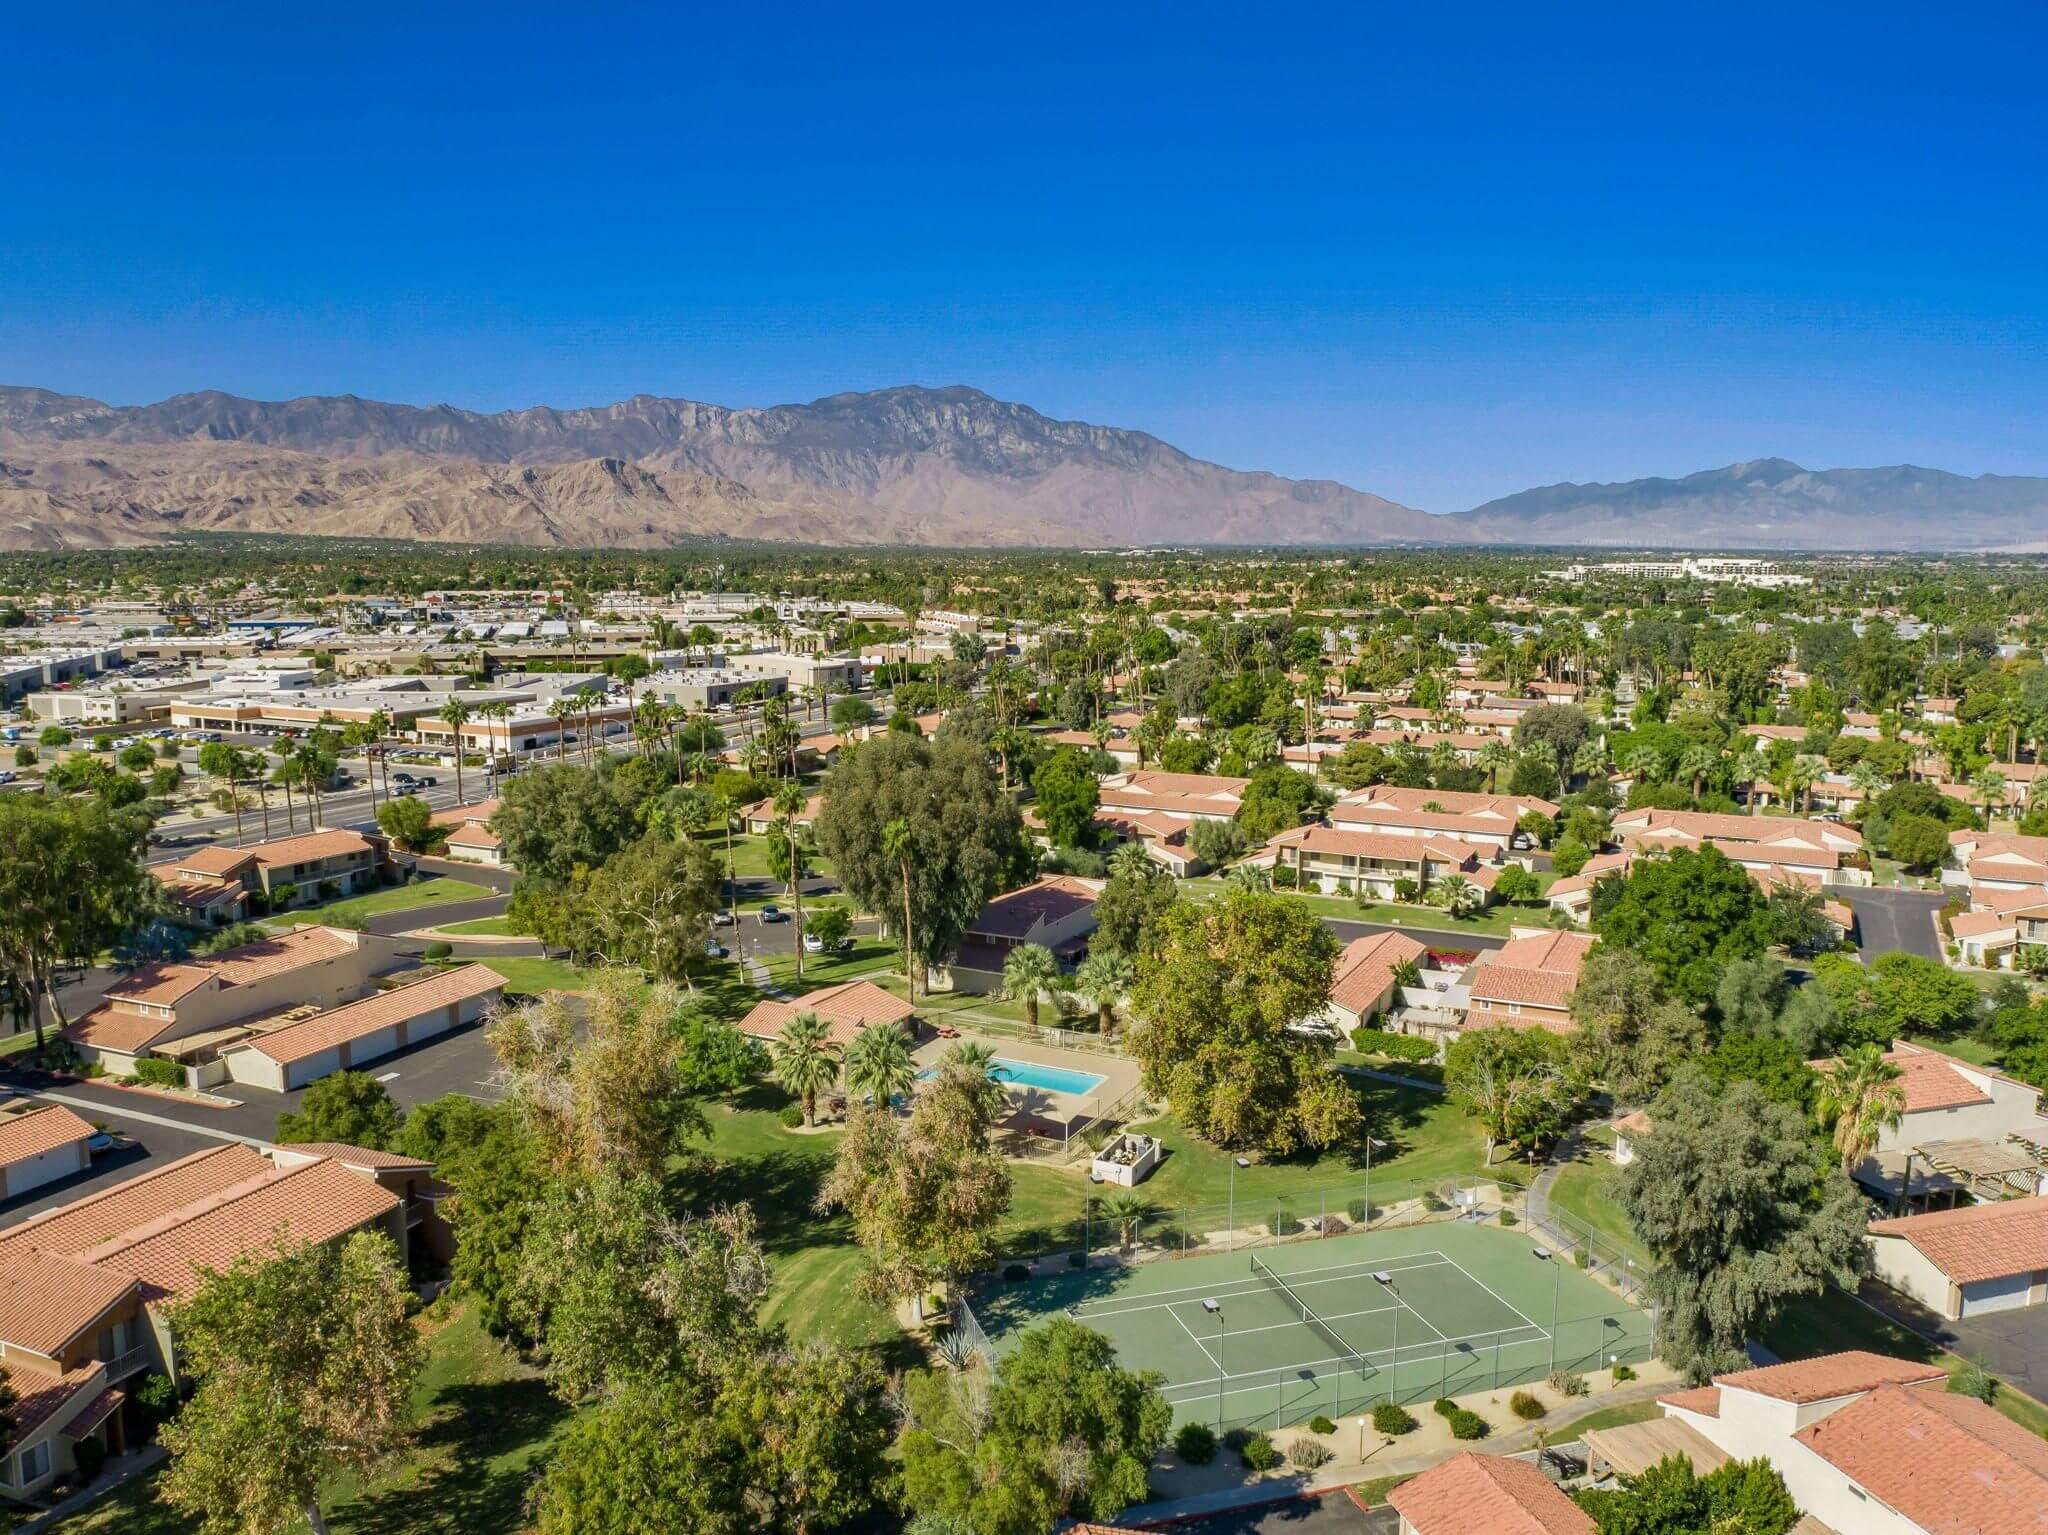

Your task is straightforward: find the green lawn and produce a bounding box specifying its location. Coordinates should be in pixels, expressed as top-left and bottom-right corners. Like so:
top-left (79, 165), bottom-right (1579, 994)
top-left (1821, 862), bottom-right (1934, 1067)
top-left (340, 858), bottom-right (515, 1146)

top-left (1551, 1398), bottom-right (1661, 1440)
top-left (433, 915), bottom-right (517, 937)
top-left (262, 877), bottom-right (493, 930)
top-left (1546, 1151), bottom-right (1651, 1268)
top-left (480, 956), bottom-right (599, 996)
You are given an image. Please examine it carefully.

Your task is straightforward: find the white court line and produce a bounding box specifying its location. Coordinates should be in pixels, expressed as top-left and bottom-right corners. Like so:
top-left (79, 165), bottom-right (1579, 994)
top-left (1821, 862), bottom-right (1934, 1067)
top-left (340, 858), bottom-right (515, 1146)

top-left (1169, 1304), bottom-right (1223, 1373)
top-left (1071, 1250), bottom-right (1454, 1320)
top-left (1158, 1321), bottom-right (1552, 1399)
top-left (1438, 1250), bottom-right (1546, 1334)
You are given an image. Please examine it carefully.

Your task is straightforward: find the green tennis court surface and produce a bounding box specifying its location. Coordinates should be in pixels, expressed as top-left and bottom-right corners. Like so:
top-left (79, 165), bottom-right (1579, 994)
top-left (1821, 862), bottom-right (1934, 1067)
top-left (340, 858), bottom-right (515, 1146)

top-left (969, 1220), bottom-right (1653, 1430)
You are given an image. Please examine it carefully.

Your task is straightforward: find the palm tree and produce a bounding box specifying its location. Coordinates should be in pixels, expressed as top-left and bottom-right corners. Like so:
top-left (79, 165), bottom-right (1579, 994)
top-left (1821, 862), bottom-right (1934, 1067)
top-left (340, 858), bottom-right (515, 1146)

top-left (882, 816), bottom-right (919, 998)
top-left (1100, 1189), bottom-right (1154, 1254)
top-left (1731, 747), bottom-right (1768, 813)
top-left (271, 753), bottom-right (303, 835)
top-left (941, 1041), bottom-right (1008, 1121)
top-left (1572, 737), bottom-right (1608, 789)
top-left (774, 779), bottom-right (810, 981)
top-left (1435, 873), bottom-right (1482, 918)
top-left (1073, 949), bottom-right (1135, 1035)
top-left (1002, 943), bottom-right (1063, 1031)
top-left (771, 1012), bottom-right (841, 1128)
top-left (843, 1025), bottom-right (917, 1108)
top-left (1677, 744), bottom-right (1720, 803)
top-left (1621, 745), bottom-right (1665, 785)
top-left (1974, 768), bottom-right (2008, 824)
top-left (1816, 1044), bottom-right (1905, 1175)
top-left (439, 698), bottom-right (472, 806)
top-left (1476, 740), bottom-right (1513, 795)
top-left (547, 696), bottom-right (578, 762)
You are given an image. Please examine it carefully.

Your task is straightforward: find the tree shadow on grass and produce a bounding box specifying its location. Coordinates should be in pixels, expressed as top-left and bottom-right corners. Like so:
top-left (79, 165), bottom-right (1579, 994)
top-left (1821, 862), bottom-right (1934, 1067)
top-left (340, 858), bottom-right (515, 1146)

top-left (329, 1376), bottom-right (568, 1535)
top-left (680, 1146), bottom-right (844, 1256)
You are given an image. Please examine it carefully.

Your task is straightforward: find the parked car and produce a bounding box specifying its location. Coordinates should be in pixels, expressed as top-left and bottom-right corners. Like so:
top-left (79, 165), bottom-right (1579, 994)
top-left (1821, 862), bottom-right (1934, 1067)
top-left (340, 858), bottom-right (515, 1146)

top-left (703, 940), bottom-right (729, 959)
top-left (802, 933), bottom-right (853, 954)
top-left (710, 909), bottom-right (736, 927)
top-left (758, 905), bottom-right (787, 924)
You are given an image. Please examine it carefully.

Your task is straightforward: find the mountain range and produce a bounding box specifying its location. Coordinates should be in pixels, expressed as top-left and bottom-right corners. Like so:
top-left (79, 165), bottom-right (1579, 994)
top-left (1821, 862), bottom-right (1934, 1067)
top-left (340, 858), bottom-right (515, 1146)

top-left (3, 383), bottom-right (2045, 553)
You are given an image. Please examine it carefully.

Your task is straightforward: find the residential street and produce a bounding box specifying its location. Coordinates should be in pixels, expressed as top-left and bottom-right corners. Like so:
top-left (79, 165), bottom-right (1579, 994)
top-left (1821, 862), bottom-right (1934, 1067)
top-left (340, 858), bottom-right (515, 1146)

top-left (1843, 886), bottom-right (1946, 962)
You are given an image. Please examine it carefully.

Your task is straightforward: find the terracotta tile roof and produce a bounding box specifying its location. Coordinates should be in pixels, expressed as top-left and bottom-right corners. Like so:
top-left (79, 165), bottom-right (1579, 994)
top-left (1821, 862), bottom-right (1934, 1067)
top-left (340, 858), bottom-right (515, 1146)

top-left (1332, 801), bottom-right (1522, 839)
top-left (1612, 1108), bottom-right (1652, 1137)
top-left (739, 979), bottom-right (916, 1047)
top-left (242, 828), bottom-right (376, 868)
top-left (1793, 1383), bottom-right (2048, 1532)
top-left (169, 845), bottom-right (259, 878)
top-left (85, 925), bottom-right (365, 1042)
top-left (0, 1359), bottom-right (105, 1442)
top-left (0, 1252), bottom-right (136, 1355)
top-left (1706, 836), bottom-right (1839, 870)
top-left (0, 1144), bottom-right (272, 1268)
top-left (444, 823), bottom-right (502, 849)
top-left (1656, 1384), bottom-right (1721, 1417)
top-left (1268, 824), bottom-right (1475, 865)
top-left (60, 1383), bottom-right (125, 1439)
top-left (1885, 1047), bottom-right (1996, 1113)
top-left (1466, 964), bottom-right (1580, 1011)
top-left (272, 1143), bottom-right (432, 1170)
top-left (0, 1105), bottom-right (94, 1170)
top-left (81, 1156), bottom-right (400, 1302)
top-left (243, 963), bottom-right (505, 1065)
top-left (1330, 930), bottom-right (1429, 1015)
top-left (429, 797), bottom-right (500, 826)
top-left (1712, 1350), bottom-right (1946, 1404)
top-left (1867, 1196), bottom-right (2048, 1287)
top-left (1387, 1450), bottom-right (1595, 1534)
top-left (100, 962), bottom-right (214, 1009)
top-left (1612, 807), bottom-right (1860, 848)
top-left (64, 1002), bottom-right (181, 1055)
top-left (150, 869), bottom-right (246, 911)
top-left (1491, 930), bottom-right (1597, 972)
top-left (968, 876), bottom-right (1101, 940)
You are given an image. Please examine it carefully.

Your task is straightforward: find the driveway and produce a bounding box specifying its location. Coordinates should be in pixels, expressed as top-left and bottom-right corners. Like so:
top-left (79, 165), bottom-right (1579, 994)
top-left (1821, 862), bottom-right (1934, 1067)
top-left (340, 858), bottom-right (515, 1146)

top-left (1843, 887), bottom-right (1945, 962)
top-left (1322, 919), bottom-right (1505, 955)
top-left (1152, 1492), bottom-right (1392, 1534)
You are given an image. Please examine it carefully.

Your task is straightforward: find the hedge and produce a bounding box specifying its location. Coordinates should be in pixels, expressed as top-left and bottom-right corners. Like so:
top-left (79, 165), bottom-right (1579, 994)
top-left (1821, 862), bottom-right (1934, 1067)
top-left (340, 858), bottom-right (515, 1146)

top-left (1349, 1026), bottom-right (1436, 1062)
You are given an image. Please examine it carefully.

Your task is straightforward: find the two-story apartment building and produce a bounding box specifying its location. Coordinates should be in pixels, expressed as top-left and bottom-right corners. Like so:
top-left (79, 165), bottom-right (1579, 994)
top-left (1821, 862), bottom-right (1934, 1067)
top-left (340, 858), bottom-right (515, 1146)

top-left (156, 827), bottom-right (383, 914)
top-left (1265, 824), bottom-right (1502, 902)
top-left (1461, 930), bottom-right (1596, 1036)
top-left (0, 1141), bottom-right (434, 1497)
top-left (1329, 785), bottom-right (1555, 854)
top-left (1816, 1041), bottom-right (2048, 1206)
top-left (937, 876), bottom-right (1102, 994)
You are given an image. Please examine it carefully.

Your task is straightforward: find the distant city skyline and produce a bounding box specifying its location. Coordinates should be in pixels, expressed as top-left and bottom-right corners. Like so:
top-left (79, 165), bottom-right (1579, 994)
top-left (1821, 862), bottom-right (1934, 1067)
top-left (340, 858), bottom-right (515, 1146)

top-left (5, 3), bottom-right (2045, 511)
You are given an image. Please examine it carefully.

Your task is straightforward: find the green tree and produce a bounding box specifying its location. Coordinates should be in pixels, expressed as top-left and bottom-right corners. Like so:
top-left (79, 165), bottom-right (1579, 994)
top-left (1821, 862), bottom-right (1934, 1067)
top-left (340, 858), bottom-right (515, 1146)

top-left (1593, 846), bottom-right (1777, 1004)
top-left (1814, 1043), bottom-right (1905, 1173)
top-left (900, 1317), bottom-right (1172, 1534)
top-left (1617, 1070), bottom-right (1865, 1382)
top-left (816, 732), bottom-right (1031, 998)
top-left (1445, 1026), bottom-right (1584, 1164)
top-left (274, 1070), bottom-right (402, 1149)
top-left (844, 1022), bottom-right (917, 1106)
top-left (1576, 1452), bottom-right (1801, 1535)
top-left (374, 790), bottom-right (445, 852)
top-left (1867, 950), bottom-right (1979, 1038)
top-left (1570, 947), bottom-right (1708, 1103)
top-left (673, 1008), bottom-right (766, 1097)
top-left (1514, 703), bottom-right (1592, 795)
top-left (581, 833), bottom-right (723, 986)
top-left (159, 1231), bottom-right (422, 1535)
top-left (1002, 942), bottom-right (1064, 1030)
top-left (1033, 746), bottom-right (1101, 849)
top-left (1127, 887), bottom-right (1351, 1153)
top-left (1887, 810), bottom-right (1950, 872)
top-left (771, 1011), bottom-right (841, 1128)
top-left (1073, 947), bottom-right (1136, 1034)
top-left (1234, 763), bottom-right (1319, 841)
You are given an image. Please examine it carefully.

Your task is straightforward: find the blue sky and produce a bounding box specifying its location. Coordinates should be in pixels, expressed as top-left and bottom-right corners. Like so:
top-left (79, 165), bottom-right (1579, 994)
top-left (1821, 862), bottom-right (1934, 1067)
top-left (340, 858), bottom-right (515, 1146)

top-left (4, 3), bottom-right (2044, 511)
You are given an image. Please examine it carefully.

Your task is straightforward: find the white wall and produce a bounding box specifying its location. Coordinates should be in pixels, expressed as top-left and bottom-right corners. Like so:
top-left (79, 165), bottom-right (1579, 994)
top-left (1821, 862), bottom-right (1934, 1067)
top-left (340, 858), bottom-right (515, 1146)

top-left (1867, 1234), bottom-right (1957, 1319)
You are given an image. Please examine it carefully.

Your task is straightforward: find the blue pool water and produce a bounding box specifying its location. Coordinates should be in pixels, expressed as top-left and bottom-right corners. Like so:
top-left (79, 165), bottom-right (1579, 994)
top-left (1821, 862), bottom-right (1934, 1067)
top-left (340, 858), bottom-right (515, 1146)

top-left (919, 1056), bottom-right (1105, 1096)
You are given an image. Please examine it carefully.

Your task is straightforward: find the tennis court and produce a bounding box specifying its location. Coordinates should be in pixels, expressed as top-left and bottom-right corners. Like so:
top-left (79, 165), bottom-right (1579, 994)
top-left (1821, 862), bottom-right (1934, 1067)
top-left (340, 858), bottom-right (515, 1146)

top-left (968, 1220), bottom-right (1653, 1429)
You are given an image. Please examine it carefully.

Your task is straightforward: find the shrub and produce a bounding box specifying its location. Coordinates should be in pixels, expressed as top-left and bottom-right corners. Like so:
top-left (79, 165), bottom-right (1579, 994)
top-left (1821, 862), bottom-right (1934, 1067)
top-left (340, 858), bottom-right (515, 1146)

top-left (1237, 1431), bottom-right (1281, 1471)
top-left (1307, 1414), bottom-right (1337, 1435)
top-left (269, 881), bottom-right (299, 908)
top-left (1002, 1263), bottom-right (1031, 1282)
top-left (1574, 1249), bottom-right (1590, 1269)
top-left (12, 745), bottom-right (33, 767)
top-left (71, 1434), bottom-right (106, 1482)
top-left (1548, 1369), bottom-right (1589, 1398)
top-left (1447, 1407), bottom-right (1489, 1440)
top-left (1174, 1422), bottom-right (1217, 1464)
top-left (1289, 1438), bottom-right (1333, 1470)
top-left (1266, 1216), bottom-right (1301, 1238)
top-left (1611, 1362), bottom-right (1637, 1384)
top-left (1067, 1250), bottom-right (1087, 1268)
top-left (1432, 1397), bottom-right (1456, 1418)
top-left (1346, 1198), bottom-right (1377, 1224)
top-left (317, 879), bottom-right (341, 901)
top-left (1422, 1193), bottom-right (1448, 1213)
top-left (1498, 1210), bottom-right (1518, 1227)
top-left (1348, 1026), bottom-right (1436, 1062)
top-left (1392, 877), bottom-right (1420, 903)
top-left (1270, 864), bottom-right (1298, 889)
top-left (777, 1104), bottom-right (805, 1129)
top-left (1221, 1427), bottom-right (1251, 1451)
top-left (133, 1058), bottom-right (184, 1089)
top-left (424, 940), bottom-right (453, 961)
top-left (1950, 1361), bottom-right (1997, 1403)
top-left (1371, 1402), bottom-right (1416, 1434)
top-left (1441, 1408), bottom-right (1490, 1440)
top-left (1509, 1390), bottom-right (1546, 1420)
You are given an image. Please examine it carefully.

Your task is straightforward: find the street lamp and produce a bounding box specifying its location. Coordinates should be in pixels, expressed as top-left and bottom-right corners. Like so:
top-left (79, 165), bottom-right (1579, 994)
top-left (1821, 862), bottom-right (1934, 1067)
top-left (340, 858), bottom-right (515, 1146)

top-left (1533, 1248), bottom-right (1560, 1374)
top-left (1202, 1298), bottom-right (1225, 1425)
top-left (1363, 1135), bottom-right (1386, 1230)
top-left (1227, 1156), bottom-right (1250, 1251)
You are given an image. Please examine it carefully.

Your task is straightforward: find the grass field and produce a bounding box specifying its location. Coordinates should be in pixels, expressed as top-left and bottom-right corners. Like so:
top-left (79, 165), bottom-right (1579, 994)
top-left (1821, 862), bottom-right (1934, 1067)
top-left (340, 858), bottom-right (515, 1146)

top-left (261, 877), bottom-right (492, 930)
top-left (479, 956), bottom-right (598, 996)
top-left (973, 1219), bottom-right (1652, 1428)
top-left (433, 915), bottom-right (517, 937)
top-left (1546, 1152), bottom-right (1650, 1268)
top-left (1182, 878), bottom-right (1531, 938)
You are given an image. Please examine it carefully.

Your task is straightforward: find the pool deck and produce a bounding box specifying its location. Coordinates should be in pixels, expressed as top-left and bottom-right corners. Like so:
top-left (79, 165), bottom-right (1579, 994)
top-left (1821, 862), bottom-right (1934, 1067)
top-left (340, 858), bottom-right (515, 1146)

top-left (912, 1027), bottom-right (1142, 1136)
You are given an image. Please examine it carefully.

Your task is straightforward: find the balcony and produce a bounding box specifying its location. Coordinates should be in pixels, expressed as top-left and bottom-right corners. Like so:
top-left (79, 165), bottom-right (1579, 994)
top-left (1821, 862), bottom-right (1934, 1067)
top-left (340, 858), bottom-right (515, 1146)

top-left (104, 1345), bottom-right (153, 1382)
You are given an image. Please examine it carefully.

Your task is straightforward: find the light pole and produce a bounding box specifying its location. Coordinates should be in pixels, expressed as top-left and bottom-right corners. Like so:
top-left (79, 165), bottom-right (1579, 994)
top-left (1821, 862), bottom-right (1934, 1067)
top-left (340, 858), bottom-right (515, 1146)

top-left (1203, 1298), bottom-right (1225, 1426)
top-left (1227, 1155), bottom-right (1250, 1251)
top-left (1374, 1271), bottom-right (1400, 1409)
top-left (1363, 1135), bottom-right (1385, 1230)
top-left (1533, 1248), bottom-right (1559, 1374)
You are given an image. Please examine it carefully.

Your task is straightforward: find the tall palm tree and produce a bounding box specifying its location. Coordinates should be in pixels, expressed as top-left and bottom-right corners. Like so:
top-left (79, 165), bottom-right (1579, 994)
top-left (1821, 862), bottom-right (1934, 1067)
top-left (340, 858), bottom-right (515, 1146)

top-left (1002, 943), bottom-right (1064, 1031)
top-left (843, 1025), bottom-right (917, 1108)
top-left (272, 753), bottom-right (302, 835)
top-left (439, 698), bottom-right (472, 806)
top-left (1974, 768), bottom-right (2008, 824)
top-left (1476, 740), bottom-right (1513, 795)
top-left (1732, 747), bottom-right (1768, 814)
top-left (547, 696), bottom-right (578, 762)
top-left (771, 1012), bottom-right (841, 1128)
top-left (1678, 744), bottom-right (1721, 803)
top-left (1100, 1189), bottom-right (1154, 1254)
top-left (882, 816), bottom-right (919, 998)
top-left (774, 779), bottom-right (811, 981)
top-left (1816, 1044), bottom-right (1906, 1175)
top-left (941, 1041), bottom-right (1008, 1121)
top-left (1073, 948), bottom-right (1135, 1036)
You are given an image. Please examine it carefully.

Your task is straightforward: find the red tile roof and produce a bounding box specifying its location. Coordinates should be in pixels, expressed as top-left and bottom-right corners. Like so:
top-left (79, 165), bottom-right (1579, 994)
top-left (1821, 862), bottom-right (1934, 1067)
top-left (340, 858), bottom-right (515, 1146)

top-left (271, 1143), bottom-right (433, 1170)
top-left (739, 979), bottom-right (915, 1047)
top-left (0, 1105), bottom-right (95, 1170)
top-left (1793, 1383), bottom-right (2048, 1533)
top-left (1712, 1350), bottom-right (1946, 1404)
top-left (0, 1359), bottom-right (105, 1443)
top-left (0, 1145), bottom-right (273, 1268)
top-left (1867, 1196), bottom-right (2048, 1287)
top-left (0, 1252), bottom-right (136, 1355)
top-left (1330, 930), bottom-right (1430, 1016)
top-left (967, 876), bottom-right (1100, 940)
top-left (1387, 1450), bottom-right (1595, 1534)
top-left (243, 963), bottom-right (505, 1065)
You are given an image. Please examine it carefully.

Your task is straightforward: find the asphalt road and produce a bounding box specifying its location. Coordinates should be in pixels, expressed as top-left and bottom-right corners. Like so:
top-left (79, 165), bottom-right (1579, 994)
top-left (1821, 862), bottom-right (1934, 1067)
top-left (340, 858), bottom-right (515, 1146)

top-left (1323, 918), bottom-right (1505, 954)
top-left (1138, 1490), bottom-right (1393, 1534)
top-left (1842, 886), bottom-right (1946, 962)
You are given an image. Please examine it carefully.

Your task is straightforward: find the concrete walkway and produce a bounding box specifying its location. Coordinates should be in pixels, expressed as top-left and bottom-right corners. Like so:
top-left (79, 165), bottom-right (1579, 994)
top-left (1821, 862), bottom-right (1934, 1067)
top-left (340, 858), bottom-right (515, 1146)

top-left (743, 955), bottom-right (793, 999)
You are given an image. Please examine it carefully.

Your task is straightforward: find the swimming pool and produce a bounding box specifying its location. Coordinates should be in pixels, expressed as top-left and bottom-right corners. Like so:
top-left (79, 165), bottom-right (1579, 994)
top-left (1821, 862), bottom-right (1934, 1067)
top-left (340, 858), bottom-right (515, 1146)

top-left (920, 1056), bottom-right (1105, 1097)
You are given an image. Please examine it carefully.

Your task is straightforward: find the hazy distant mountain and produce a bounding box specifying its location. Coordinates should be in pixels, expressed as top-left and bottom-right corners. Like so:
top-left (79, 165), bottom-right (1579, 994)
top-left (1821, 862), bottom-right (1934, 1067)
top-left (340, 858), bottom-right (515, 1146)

top-left (0, 384), bottom-right (1442, 550)
top-left (5, 386), bottom-right (2044, 552)
top-left (1448, 459), bottom-right (2048, 552)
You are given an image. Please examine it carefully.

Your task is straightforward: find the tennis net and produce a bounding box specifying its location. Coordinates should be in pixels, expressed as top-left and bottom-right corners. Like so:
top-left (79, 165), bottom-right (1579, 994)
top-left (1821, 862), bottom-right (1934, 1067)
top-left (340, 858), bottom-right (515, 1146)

top-left (1248, 1253), bottom-right (1370, 1375)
